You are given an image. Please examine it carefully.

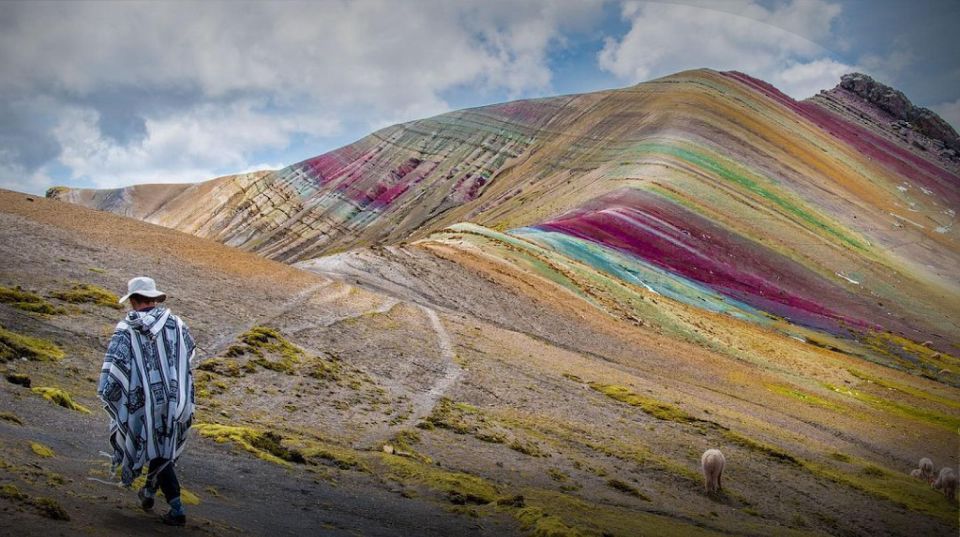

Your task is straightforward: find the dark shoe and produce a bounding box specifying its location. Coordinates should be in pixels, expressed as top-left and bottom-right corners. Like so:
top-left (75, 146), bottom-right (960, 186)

top-left (137, 487), bottom-right (155, 511)
top-left (160, 511), bottom-right (186, 526)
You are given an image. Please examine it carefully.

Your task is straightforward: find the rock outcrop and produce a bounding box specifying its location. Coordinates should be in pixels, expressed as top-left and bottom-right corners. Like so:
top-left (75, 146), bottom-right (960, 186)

top-left (837, 72), bottom-right (960, 152)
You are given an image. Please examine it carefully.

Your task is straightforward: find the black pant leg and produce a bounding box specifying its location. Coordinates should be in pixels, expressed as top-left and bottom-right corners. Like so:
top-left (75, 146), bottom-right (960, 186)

top-left (146, 458), bottom-right (162, 492)
top-left (148, 458), bottom-right (181, 501)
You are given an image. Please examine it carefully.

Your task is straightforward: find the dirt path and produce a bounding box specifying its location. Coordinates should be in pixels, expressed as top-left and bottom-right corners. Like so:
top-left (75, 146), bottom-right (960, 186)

top-left (410, 306), bottom-right (462, 420)
top-left (285, 293), bottom-right (397, 335)
top-left (204, 279), bottom-right (334, 356)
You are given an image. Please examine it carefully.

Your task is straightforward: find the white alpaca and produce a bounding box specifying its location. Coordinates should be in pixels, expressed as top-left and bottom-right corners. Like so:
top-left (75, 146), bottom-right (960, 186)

top-left (919, 457), bottom-right (935, 482)
top-left (933, 467), bottom-right (957, 499)
top-left (701, 449), bottom-right (725, 494)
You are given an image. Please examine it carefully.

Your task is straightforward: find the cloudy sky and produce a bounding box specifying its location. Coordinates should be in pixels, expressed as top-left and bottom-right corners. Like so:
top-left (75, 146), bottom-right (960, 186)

top-left (1, 0), bottom-right (958, 195)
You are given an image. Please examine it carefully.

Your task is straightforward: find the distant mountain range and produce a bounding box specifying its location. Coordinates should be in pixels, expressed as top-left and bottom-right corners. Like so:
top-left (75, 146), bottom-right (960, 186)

top-left (51, 69), bottom-right (960, 380)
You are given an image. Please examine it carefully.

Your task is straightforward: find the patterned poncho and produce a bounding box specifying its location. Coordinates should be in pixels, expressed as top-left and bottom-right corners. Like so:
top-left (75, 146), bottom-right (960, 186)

top-left (97, 306), bottom-right (196, 485)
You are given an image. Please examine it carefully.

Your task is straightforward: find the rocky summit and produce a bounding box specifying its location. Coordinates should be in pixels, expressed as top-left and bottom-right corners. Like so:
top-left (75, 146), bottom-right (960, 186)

top-left (3, 69), bottom-right (958, 536)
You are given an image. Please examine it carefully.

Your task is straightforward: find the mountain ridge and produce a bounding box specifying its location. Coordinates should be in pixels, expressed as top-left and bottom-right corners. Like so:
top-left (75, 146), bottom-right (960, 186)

top-left (48, 68), bottom-right (960, 374)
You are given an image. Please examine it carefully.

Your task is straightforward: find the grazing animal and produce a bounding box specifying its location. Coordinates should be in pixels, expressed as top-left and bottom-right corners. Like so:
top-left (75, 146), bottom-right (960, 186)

top-left (910, 468), bottom-right (922, 479)
top-left (701, 449), bottom-right (725, 494)
top-left (919, 457), bottom-right (935, 482)
top-left (933, 467), bottom-right (957, 499)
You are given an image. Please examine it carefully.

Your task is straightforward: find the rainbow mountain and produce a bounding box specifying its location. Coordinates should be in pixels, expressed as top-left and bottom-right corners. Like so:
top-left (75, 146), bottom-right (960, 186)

top-left (51, 69), bottom-right (960, 383)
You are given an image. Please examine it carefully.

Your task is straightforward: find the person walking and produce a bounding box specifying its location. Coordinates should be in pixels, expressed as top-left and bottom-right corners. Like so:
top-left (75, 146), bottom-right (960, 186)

top-left (97, 276), bottom-right (196, 526)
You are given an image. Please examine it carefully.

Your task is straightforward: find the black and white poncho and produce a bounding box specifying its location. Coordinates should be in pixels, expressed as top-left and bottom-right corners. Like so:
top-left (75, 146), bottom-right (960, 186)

top-left (97, 306), bottom-right (196, 485)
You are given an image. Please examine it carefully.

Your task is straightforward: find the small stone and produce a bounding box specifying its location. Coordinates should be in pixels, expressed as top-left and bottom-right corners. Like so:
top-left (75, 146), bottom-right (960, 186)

top-left (382, 444), bottom-right (395, 454)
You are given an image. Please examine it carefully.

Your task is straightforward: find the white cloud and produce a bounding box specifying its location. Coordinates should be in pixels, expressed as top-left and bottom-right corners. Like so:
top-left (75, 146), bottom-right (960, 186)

top-left (931, 99), bottom-right (960, 133)
top-left (598, 0), bottom-right (854, 99)
top-left (0, 0), bottom-right (602, 192)
top-left (0, 156), bottom-right (55, 195)
top-left (53, 101), bottom-right (340, 189)
top-left (0, 1), bottom-right (597, 114)
top-left (770, 58), bottom-right (857, 100)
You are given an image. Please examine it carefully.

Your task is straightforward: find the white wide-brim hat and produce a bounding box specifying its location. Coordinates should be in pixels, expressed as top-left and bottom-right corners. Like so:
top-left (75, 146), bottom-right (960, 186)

top-left (118, 276), bottom-right (167, 304)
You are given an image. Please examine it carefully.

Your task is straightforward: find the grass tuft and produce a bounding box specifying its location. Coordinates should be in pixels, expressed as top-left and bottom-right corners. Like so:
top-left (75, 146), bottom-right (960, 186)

top-left (0, 412), bottom-right (23, 425)
top-left (509, 439), bottom-right (548, 458)
top-left (30, 442), bottom-right (54, 458)
top-left (829, 452), bottom-right (851, 463)
top-left (0, 326), bottom-right (65, 362)
top-left (197, 358), bottom-right (244, 377)
top-left (31, 386), bottom-right (90, 413)
top-left (515, 506), bottom-right (583, 537)
top-left (0, 285), bottom-right (63, 315)
top-left (766, 384), bottom-right (840, 410)
top-left (0, 484), bottom-right (70, 520)
top-left (381, 454), bottom-right (498, 505)
top-left (606, 479), bottom-right (650, 500)
top-left (824, 382), bottom-right (960, 431)
top-left (589, 383), bottom-right (696, 423)
top-left (0, 484), bottom-right (25, 500)
top-left (50, 283), bottom-right (122, 309)
top-left (31, 497), bottom-right (70, 520)
top-left (5, 372), bottom-right (32, 387)
top-left (801, 456), bottom-right (955, 522)
top-left (193, 423), bottom-right (305, 466)
top-left (425, 398), bottom-right (475, 434)
top-left (722, 431), bottom-right (799, 465)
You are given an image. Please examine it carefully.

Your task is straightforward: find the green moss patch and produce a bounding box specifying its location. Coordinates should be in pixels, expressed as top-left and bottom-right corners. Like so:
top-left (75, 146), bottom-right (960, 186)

top-left (513, 490), bottom-right (729, 537)
top-left (509, 439), bottom-right (548, 457)
top-left (824, 383), bottom-right (960, 431)
top-left (30, 442), bottom-right (54, 458)
top-left (424, 398), bottom-right (475, 434)
top-left (847, 368), bottom-right (960, 410)
top-left (31, 496), bottom-right (70, 520)
top-left (205, 327), bottom-right (348, 385)
top-left (381, 454), bottom-right (498, 505)
top-left (0, 285), bottom-right (63, 315)
top-left (766, 384), bottom-right (841, 410)
top-left (0, 412), bottom-right (23, 425)
top-left (301, 443), bottom-right (366, 471)
top-left (606, 479), bottom-right (650, 500)
top-left (50, 283), bottom-right (121, 309)
top-left (31, 387), bottom-right (90, 413)
top-left (516, 506), bottom-right (583, 537)
top-left (5, 372), bottom-right (31, 387)
top-left (193, 423), bottom-right (305, 466)
top-left (222, 326), bottom-right (305, 374)
top-left (0, 484), bottom-right (69, 520)
top-left (589, 383), bottom-right (696, 423)
top-left (0, 483), bottom-right (25, 500)
top-left (829, 452), bottom-right (851, 463)
top-left (722, 431), bottom-right (799, 465)
top-left (197, 357), bottom-right (244, 377)
top-left (801, 456), bottom-right (955, 522)
top-left (0, 326), bottom-right (65, 362)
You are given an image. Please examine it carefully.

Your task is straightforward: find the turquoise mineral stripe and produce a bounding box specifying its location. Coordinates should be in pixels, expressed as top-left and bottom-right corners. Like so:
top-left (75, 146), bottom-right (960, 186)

top-left (510, 227), bottom-right (772, 325)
